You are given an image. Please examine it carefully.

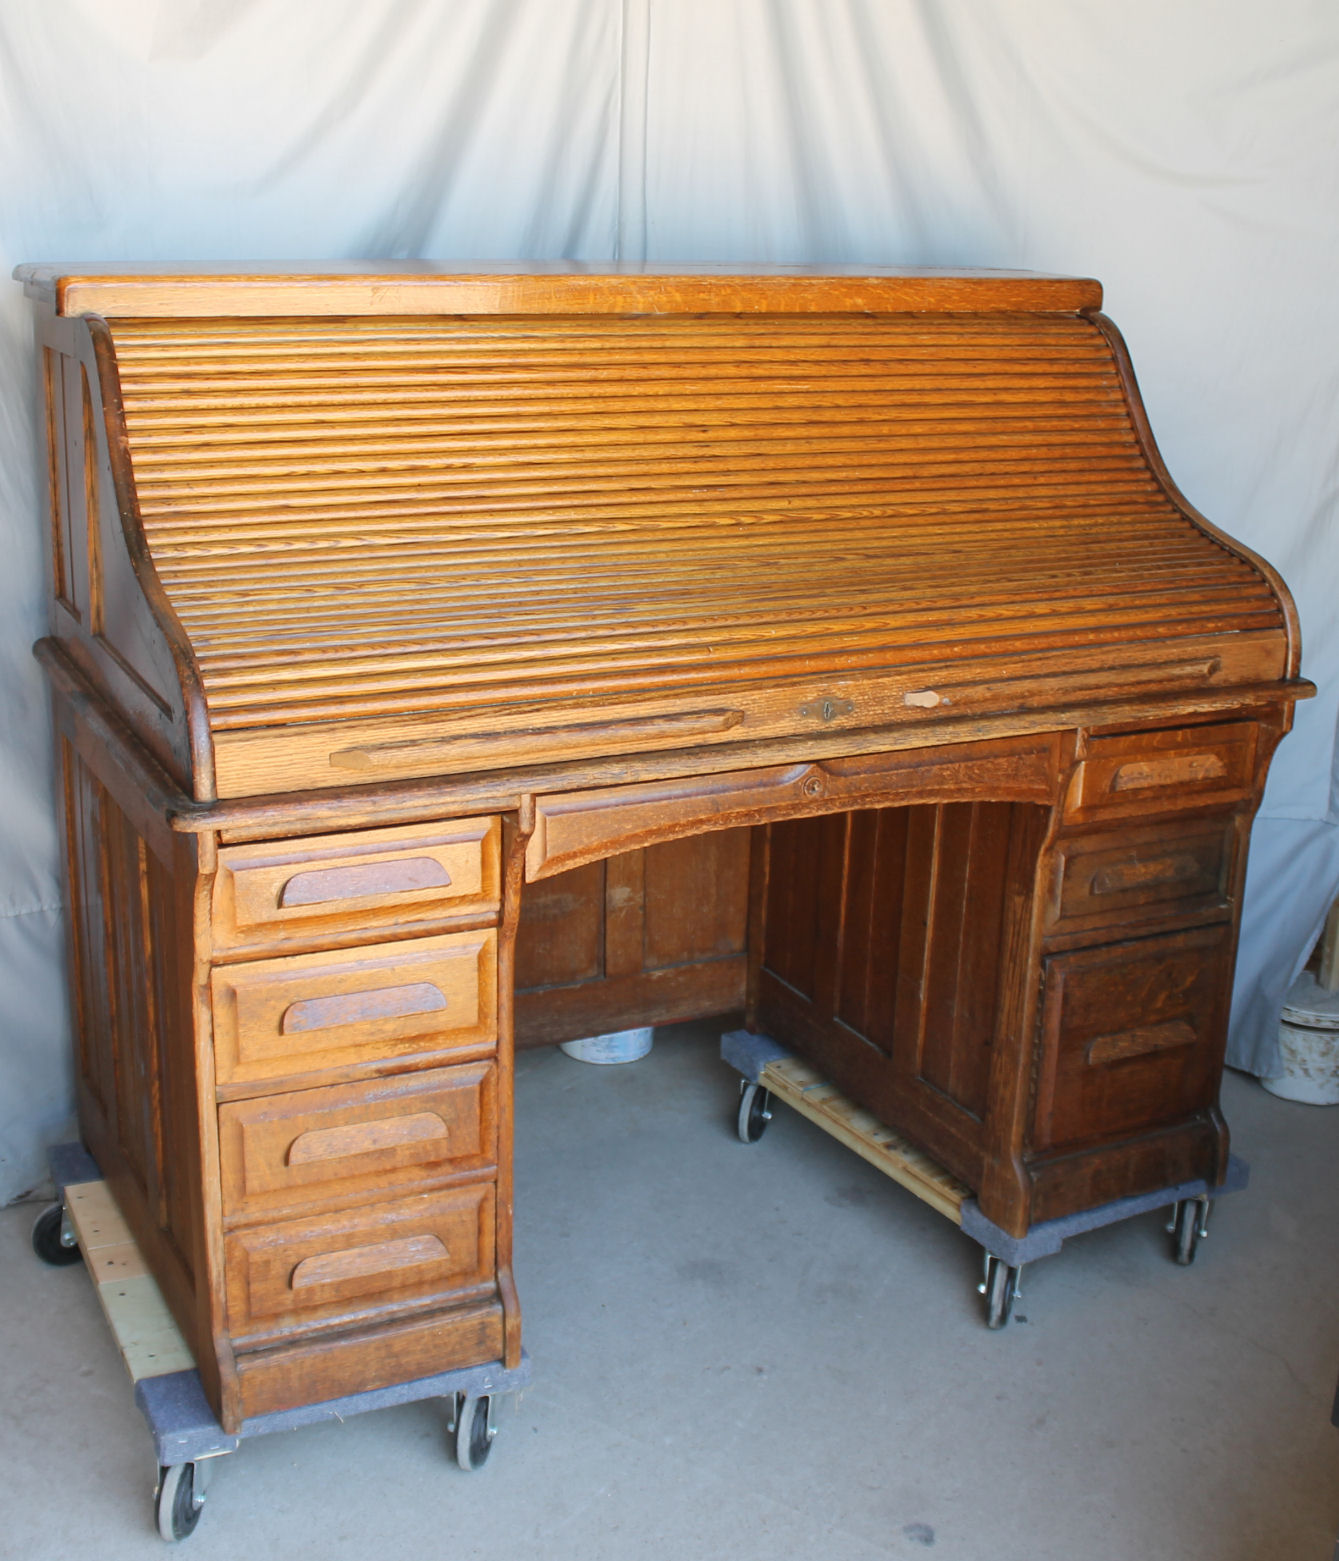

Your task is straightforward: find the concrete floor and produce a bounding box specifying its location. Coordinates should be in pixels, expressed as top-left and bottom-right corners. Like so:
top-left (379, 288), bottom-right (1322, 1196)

top-left (1, 1021), bottom-right (1336, 1560)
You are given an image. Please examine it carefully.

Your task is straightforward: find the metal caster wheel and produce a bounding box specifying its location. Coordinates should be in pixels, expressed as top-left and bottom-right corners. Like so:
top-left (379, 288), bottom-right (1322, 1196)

top-left (451, 1393), bottom-right (495, 1471)
top-left (155, 1461), bottom-right (205, 1542)
top-left (31, 1202), bottom-right (81, 1266)
top-left (736, 1082), bottom-right (773, 1144)
top-left (1169, 1196), bottom-right (1210, 1265)
top-left (979, 1254), bottom-right (1021, 1329)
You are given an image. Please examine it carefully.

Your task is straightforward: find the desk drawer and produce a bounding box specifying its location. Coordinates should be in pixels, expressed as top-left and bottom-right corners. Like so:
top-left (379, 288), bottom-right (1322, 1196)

top-left (1033, 924), bottom-right (1233, 1153)
top-left (234, 1300), bottom-right (506, 1421)
top-left (1047, 817), bottom-right (1235, 934)
top-left (213, 817), bottom-right (500, 954)
top-left (212, 931), bottom-right (497, 1088)
top-left (225, 1184), bottom-right (496, 1348)
top-left (1069, 723), bottom-right (1257, 822)
top-left (220, 1063), bottom-right (498, 1222)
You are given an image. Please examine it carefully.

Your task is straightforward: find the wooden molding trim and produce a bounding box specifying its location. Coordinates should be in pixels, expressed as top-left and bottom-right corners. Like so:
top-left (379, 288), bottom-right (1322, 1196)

top-left (525, 735), bottom-right (1060, 881)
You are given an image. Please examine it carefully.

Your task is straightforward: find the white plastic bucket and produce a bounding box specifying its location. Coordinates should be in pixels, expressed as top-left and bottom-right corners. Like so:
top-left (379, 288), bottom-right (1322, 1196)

top-left (1262, 970), bottom-right (1339, 1105)
top-left (558, 1026), bottom-right (654, 1065)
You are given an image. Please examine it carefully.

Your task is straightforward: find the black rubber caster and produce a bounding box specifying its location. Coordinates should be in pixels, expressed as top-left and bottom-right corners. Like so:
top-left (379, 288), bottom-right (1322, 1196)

top-left (155, 1462), bottom-right (205, 1542)
top-left (31, 1203), bottom-right (81, 1266)
top-left (452, 1394), bottom-right (495, 1471)
top-left (1170, 1197), bottom-right (1209, 1265)
top-left (979, 1254), bottom-right (1020, 1329)
top-left (736, 1082), bottom-right (773, 1144)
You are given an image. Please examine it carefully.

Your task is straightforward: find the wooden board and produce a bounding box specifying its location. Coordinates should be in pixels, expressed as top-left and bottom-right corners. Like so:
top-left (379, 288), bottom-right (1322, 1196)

top-left (64, 1180), bottom-right (196, 1381)
top-left (17, 262), bottom-right (1104, 318)
top-left (756, 1057), bottom-right (970, 1224)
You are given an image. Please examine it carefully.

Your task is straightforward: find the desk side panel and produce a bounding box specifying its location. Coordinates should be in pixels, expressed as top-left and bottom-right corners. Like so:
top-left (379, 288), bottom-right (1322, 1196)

top-left (56, 707), bottom-right (231, 1417)
top-left (35, 310), bottom-right (206, 793)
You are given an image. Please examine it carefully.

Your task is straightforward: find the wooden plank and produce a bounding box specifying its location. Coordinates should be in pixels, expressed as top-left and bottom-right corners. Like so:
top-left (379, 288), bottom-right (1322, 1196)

top-left (756, 1060), bottom-right (970, 1224)
top-left (64, 1179), bottom-right (195, 1381)
top-left (64, 1180), bottom-right (134, 1248)
top-left (80, 1239), bottom-right (149, 1283)
top-left (98, 1278), bottom-right (196, 1379)
top-left (14, 263), bottom-right (1105, 318)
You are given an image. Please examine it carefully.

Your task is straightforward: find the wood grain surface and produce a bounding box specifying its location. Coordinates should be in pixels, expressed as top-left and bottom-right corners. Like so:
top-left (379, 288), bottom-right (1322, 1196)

top-left (17, 262), bottom-right (1103, 318)
top-left (93, 307), bottom-right (1289, 794)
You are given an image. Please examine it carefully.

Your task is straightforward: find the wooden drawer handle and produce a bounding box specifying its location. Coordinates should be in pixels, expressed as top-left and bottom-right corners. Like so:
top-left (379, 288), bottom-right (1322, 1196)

top-left (1086, 1020), bottom-right (1197, 1066)
top-left (287, 1111), bottom-right (451, 1166)
top-left (1110, 753), bottom-right (1226, 791)
top-left (1090, 854), bottom-right (1204, 896)
top-left (281, 981), bottom-right (447, 1034)
top-left (280, 857), bottom-right (452, 907)
top-left (330, 708), bottom-right (744, 770)
top-left (290, 1233), bottom-right (448, 1290)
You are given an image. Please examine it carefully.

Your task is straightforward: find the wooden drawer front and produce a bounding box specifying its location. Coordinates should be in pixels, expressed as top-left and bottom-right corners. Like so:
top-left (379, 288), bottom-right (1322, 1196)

top-left (212, 931), bottom-right (496, 1087)
top-left (220, 1064), bottom-right (497, 1222)
top-left (234, 1300), bottom-right (505, 1420)
top-left (1069, 722), bottom-right (1257, 821)
top-left (213, 817), bottom-right (500, 953)
top-left (1034, 925), bottom-right (1233, 1153)
top-left (225, 1184), bottom-right (496, 1348)
top-left (1048, 818), bottom-right (1235, 933)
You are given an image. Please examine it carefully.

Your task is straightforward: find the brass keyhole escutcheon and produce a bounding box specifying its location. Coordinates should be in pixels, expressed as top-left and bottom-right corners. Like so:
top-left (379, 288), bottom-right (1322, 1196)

top-left (800, 696), bottom-right (854, 723)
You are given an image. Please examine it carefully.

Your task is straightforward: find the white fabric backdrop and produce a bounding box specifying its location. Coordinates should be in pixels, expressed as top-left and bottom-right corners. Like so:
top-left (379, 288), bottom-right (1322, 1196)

top-left (1, 0), bottom-right (1336, 1202)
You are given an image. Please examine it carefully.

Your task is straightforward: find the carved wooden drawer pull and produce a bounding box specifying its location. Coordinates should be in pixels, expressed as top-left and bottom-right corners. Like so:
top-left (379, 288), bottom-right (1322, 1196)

top-left (279, 857), bottom-right (452, 907)
top-left (289, 1233), bottom-right (448, 1289)
top-left (1086, 1020), bottom-right (1197, 1066)
top-left (332, 708), bottom-right (745, 770)
top-left (281, 982), bottom-right (447, 1034)
top-left (1110, 753), bottom-right (1227, 791)
top-left (286, 1112), bottom-right (451, 1166)
top-left (1090, 854), bottom-right (1202, 896)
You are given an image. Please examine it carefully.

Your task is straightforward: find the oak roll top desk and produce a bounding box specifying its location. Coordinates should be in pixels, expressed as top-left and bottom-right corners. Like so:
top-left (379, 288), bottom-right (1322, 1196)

top-left (16, 261), bottom-right (1310, 1435)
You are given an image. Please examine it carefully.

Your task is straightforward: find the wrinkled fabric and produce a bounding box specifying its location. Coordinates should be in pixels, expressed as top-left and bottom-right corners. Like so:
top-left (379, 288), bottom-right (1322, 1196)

top-left (1, 0), bottom-right (1335, 1198)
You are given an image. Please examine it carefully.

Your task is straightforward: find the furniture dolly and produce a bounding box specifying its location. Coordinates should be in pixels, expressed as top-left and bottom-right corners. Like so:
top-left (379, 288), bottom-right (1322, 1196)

top-left (33, 1142), bottom-right (528, 1540)
top-left (15, 261), bottom-right (1311, 1537)
top-left (721, 1028), bottom-right (1248, 1328)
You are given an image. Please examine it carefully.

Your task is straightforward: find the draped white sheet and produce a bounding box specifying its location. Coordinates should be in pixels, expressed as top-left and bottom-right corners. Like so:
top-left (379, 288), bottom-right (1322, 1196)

top-left (1, 0), bottom-right (1335, 1201)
